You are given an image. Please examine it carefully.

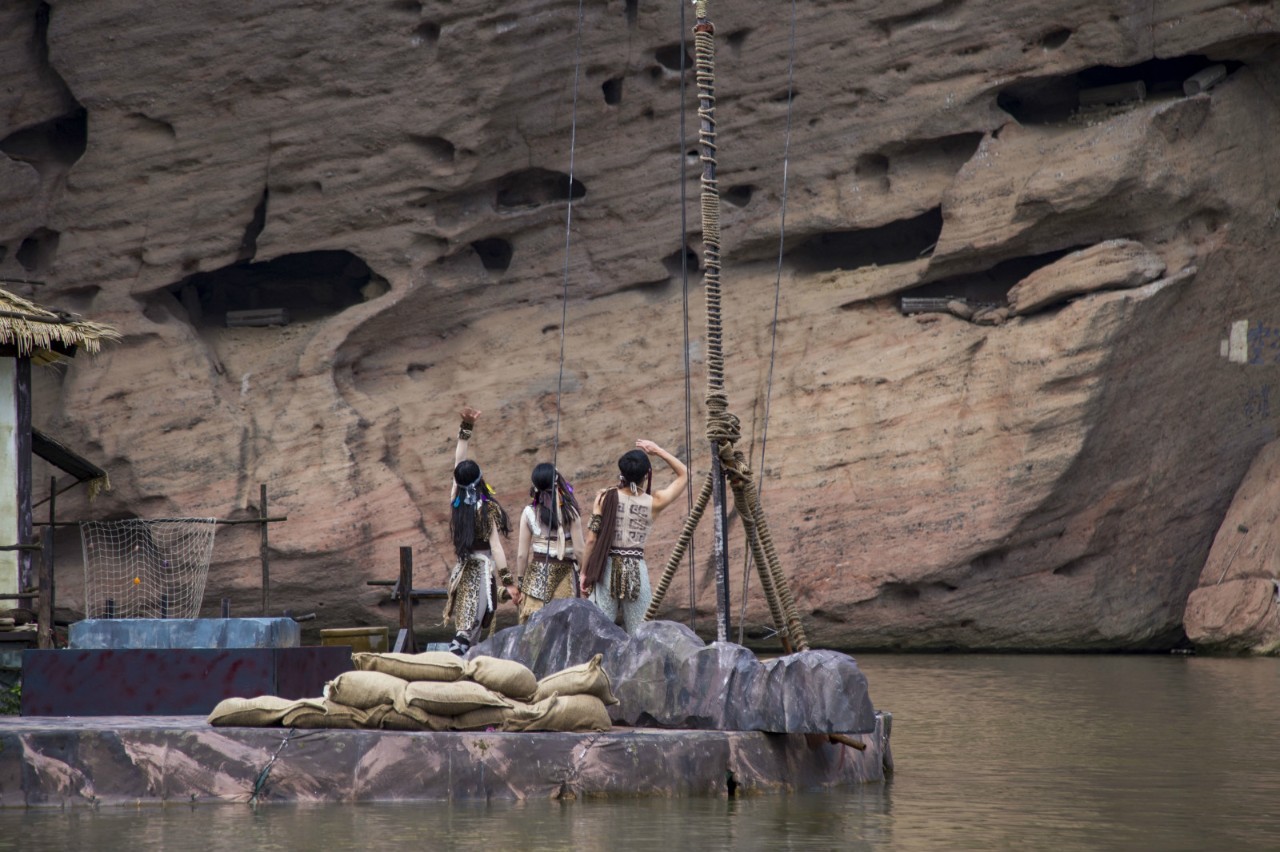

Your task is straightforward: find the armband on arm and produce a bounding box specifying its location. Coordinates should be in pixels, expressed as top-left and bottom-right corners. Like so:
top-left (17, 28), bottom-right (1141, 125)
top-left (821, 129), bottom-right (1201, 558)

top-left (458, 418), bottom-right (475, 440)
top-left (587, 513), bottom-right (603, 534)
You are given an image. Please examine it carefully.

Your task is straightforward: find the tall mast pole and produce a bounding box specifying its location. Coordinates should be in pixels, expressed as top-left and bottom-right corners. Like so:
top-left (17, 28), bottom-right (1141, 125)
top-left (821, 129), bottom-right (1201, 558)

top-left (692, 0), bottom-right (732, 642)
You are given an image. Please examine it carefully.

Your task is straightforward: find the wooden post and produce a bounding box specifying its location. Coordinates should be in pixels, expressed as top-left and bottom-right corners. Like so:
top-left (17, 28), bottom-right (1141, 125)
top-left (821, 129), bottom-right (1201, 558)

top-left (259, 483), bottom-right (270, 616)
top-left (712, 449), bottom-right (730, 643)
top-left (36, 476), bottom-right (53, 649)
top-left (394, 546), bottom-right (418, 653)
top-left (15, 356), bottom-right (31, 608)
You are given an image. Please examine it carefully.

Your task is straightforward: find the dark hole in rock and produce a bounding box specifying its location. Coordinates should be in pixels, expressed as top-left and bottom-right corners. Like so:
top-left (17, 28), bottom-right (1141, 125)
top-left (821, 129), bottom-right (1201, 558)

top-left (471, 237), bottom-right (513, 272)
top-left (168, 250), bottom-right (384, 326)
top-left (237, 187), bottom-right (269, 263)
top-left (662, 246), bottom-right (699, 277)
top-left (625, 0), bottom-right (637, 26)
top-left (685, 149), bottom-right (700, 165)
top-left (1053, 559), bottom-right (1088, 577)
top-left (723, 184), bottom-right (755, 207)
top-left (602, 77), bottom-right (624, 106)
top-left (895, 246), bottom-right (1082, 311)
top-left (770, 88), bottom-right (797, 103)
top-left (787, 207), bottom-right (942, 274)
top-left (854, 153), bottom-right (890, 190)
top-left (873, 0), bottom-right (963, 36)
top-left (15, 228), bottom-right (59, 273)
top-left (496, 168), bottom-right (586, 209)
top-left (1040, 27), bottom-right (1071, 49)
top-left (388, 0), bottom-right (422, 12)
top-left (0, 108), bottom-right (87, 173)
top-left (654, 43), bottom-right (692, 72)
top-left (997, 54), bottom-right (1244, 124)
top-left (414, 21), bottom-right (440, 47)
top-left (726, 29), bottom-right (750, 57)
top-left (409, 134), bottom-right (456, 162)
top-left (880, 582), bottom-right (922, 602)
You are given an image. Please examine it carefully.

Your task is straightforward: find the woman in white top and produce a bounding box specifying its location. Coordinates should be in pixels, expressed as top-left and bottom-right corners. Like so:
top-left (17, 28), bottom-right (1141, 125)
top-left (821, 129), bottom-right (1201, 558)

top-left (512, 463), bottom-right (586, 624)
top-left (581, 440), bottom-right (688, 634)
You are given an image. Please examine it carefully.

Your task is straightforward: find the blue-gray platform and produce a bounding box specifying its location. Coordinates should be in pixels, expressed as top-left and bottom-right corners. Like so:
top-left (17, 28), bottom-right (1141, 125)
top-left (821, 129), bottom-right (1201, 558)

top-left (70, 617), bottom-right (301, 649)
top-left (24, 617), bottom-right (345, 716)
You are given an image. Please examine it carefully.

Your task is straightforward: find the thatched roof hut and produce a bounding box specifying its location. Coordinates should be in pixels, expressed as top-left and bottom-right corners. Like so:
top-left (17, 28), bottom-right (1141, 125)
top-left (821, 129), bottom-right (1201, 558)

top-left (0, 288), bottom-right (119, 626)
top-left (0, 289), bottom-right (120, 364)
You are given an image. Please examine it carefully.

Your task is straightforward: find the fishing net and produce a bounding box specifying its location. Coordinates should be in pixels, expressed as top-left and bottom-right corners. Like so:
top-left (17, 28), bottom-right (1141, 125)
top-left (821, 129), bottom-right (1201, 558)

top-left (80, 518), bottom-right (218, 619)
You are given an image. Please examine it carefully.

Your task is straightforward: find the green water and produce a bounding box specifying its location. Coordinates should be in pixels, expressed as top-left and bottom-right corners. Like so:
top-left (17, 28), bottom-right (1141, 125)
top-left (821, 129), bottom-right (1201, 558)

top-left (4, 653), bottom-right (1278, 851)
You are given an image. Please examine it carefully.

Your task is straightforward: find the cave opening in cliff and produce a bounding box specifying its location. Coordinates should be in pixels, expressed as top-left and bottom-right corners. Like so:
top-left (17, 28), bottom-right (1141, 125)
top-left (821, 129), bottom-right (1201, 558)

top-left (0, 108), bottom-right (87, 175)
top-left (15, 228), bottom-right (60, 273)
top-left (997, 55), bottom-right (1243, 124)
top-left (602, 77), bottom-right (624, 106)
top-left (785, 207), bottom-right (942, 274)
top-left (654, 44), bottom-right (693, 72)
top-left (496, 168), bottom-right (586, 210)
top-left (895, 247), bottom-right (1081, 310)
top-left (471, 237), bottom-right (513, 272)
top-left (169, 250), bottom-right (385, 326)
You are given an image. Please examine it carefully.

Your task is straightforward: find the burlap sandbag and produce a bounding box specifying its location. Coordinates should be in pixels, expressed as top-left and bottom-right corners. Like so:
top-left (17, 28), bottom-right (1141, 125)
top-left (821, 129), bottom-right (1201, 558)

top-left (495, 696), bottom-right (560, 732)
top-left (532, 653), bottom-right (619, 705)
top-left (377, 704), bottom-right (451, 731)
top-left (448, 704), bottom-right (511, 731)
top-left (351, 651), bottom-right (465, 682)
top-left (506, 694), bottom-right (612, 733)
top-left (207, 695), bottom-right (299, 727)
top-left (398, 679), bottom-right (512, 717)
top-left (324, 670), bottom-right (409, 710)
top-left (464, 655), bottom-right (537, 701)
top-left (283, 699), bottom-right (369, 729)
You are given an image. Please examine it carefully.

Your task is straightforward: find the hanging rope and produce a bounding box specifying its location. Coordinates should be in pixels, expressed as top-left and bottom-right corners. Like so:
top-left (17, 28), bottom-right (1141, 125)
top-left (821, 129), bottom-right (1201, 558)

top-left (644, 0), bottom-right (809, 652)
top-left (550, 0), bottom-right (587, 471)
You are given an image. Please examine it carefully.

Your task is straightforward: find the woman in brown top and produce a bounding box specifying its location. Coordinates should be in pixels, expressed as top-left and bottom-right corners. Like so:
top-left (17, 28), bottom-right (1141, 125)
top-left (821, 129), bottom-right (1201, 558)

top-left (581, 439), bottom-right (688, 634)
top-left (443, 406), bottom-right (514, 656)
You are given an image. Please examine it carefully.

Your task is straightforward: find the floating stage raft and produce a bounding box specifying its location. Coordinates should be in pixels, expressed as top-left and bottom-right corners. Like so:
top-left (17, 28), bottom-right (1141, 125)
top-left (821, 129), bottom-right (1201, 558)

top-left (0, 713), bottom-right (891, 806)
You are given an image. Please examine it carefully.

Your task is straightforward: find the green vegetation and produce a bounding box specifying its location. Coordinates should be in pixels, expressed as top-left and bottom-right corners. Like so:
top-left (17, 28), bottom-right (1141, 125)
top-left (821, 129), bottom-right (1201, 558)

top-left (0, 680), bottom-right (20, 715)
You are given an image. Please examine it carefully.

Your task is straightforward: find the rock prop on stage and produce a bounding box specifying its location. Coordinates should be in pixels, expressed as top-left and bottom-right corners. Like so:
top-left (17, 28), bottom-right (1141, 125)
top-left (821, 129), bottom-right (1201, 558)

top-left (208, 601), bottom-right (876, 736)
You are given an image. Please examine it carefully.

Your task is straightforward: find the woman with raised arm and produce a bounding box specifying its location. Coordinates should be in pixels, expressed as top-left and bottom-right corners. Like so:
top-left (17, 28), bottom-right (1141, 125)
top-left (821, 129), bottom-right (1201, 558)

top-left (442, 406), bottom-right (514, 656)
top-left (513, 463), bottom-right (586, 624)
top-left (580, 439), bottom-right (688, 634)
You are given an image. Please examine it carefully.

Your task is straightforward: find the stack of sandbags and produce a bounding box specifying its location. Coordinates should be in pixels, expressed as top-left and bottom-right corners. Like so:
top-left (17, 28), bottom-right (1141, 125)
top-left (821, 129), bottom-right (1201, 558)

top-left (208, 651), bottom-right (619, 734)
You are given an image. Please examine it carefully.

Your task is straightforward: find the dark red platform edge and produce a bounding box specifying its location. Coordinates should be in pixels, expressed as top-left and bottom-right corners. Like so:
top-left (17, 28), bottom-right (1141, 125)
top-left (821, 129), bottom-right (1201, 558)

top-left (20, 647), bottom-right (353, 716)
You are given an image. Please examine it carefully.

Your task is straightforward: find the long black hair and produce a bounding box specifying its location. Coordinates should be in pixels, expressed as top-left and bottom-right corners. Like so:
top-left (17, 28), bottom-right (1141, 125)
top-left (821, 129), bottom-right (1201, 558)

top-left (529, 462), bottom-right (580, 532)
top-left (450, 459), bottom-right (510, 560)
top-left (582, 449), bottom-right (652, 587)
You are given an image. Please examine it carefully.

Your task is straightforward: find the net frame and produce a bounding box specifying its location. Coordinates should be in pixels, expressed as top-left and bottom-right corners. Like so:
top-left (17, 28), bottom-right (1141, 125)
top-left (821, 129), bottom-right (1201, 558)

top-left (80, 518), bottom-right (218, 620)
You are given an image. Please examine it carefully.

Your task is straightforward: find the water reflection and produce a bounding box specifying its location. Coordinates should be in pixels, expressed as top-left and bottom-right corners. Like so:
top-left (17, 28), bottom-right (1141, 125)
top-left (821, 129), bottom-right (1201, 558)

top-left (3, 654), bottom-right (1278, 851)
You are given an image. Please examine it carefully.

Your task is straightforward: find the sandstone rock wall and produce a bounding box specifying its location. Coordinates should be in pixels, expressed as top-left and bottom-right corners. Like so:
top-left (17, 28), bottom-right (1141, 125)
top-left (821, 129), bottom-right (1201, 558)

top-left (2, 0), bottom-right (1279, 649)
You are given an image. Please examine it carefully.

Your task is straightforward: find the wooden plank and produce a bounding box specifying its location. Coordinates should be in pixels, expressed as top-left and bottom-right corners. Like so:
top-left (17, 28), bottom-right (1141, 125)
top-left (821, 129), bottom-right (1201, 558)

top-left (260, 483), bottom-right (270, 616)
top-left (397, 546), bottom-right (418, 653)
top-left (36, 477), bottom-right (53, 650)
top-left (1183, 64), bottom-right (1227, 96)
top-left (226, 308), bottom-right (289, 328)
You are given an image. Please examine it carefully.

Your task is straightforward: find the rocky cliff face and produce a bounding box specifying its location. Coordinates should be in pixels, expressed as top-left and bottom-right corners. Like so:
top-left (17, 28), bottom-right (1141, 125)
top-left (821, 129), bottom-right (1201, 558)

top-left (3, 0), bottom-right (1279, 650)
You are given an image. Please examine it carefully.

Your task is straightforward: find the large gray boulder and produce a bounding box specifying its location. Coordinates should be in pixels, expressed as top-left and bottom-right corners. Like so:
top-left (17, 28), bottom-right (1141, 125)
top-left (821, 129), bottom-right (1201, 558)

top-left (471, 600), bottom-right (877, 734)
